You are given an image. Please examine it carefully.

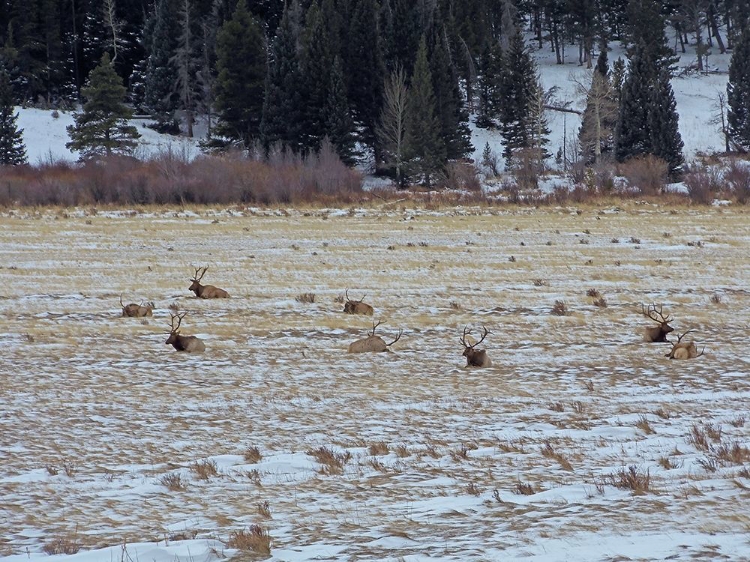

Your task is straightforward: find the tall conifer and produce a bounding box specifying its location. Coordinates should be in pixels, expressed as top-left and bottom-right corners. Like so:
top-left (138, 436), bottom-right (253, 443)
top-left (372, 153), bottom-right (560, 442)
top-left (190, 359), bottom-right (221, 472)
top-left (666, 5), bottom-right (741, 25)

top-left (0, 66), bottom-right (27, 165)
top-left (727, 29), bottom-right (750, 150)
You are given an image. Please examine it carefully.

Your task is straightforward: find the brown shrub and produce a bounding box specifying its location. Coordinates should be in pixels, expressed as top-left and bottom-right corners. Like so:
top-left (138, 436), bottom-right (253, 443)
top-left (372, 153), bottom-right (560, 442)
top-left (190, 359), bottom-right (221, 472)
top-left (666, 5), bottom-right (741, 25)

top-left (724, 158), bottom-right (750, 204)
top-left (226, 525), bottom-right (271, 555)
top-left (683, 163), bottom-right (719, 205)
top-left (440, 161), bottom-right (482, 192)
top-left (620, 155), bottom-right (668, 195)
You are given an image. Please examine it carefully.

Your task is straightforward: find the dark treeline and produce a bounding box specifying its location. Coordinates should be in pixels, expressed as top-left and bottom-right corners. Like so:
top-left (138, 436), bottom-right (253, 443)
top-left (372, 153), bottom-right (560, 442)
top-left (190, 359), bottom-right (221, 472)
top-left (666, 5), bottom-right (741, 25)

top-left (1, 0), bottom-right (750, 180)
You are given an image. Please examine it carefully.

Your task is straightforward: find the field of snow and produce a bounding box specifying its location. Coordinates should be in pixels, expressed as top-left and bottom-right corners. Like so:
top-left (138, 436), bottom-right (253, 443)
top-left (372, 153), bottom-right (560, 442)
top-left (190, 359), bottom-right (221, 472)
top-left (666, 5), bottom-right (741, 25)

top-left (1, 203), bottom-right (749, 561)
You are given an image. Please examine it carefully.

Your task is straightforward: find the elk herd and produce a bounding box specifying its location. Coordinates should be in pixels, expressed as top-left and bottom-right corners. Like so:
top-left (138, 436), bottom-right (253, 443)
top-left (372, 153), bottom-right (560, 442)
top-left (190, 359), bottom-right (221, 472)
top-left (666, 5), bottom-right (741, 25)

top-left (120, 267), bottom-right (704, 364)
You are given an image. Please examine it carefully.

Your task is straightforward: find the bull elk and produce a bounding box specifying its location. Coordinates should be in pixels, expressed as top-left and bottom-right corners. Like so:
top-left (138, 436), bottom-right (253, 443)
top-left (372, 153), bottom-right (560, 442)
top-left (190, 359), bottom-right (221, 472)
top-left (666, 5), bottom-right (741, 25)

top-left (120, 295), bottom-right (154, 317)
top-left (189, 266), bottom-right (230, 299)
top-left (165, 312), bottom-right (206, 352)
top-left (642, 303), bottom-right (674, 342)
top-left (343, 289), bottom-right (374, 315)
top-left (461, 325), bottom-right (492, 367)
top-left (666, 330), bottom-right (704, 360)
top-left (348, 320), bottom-right (402, 353)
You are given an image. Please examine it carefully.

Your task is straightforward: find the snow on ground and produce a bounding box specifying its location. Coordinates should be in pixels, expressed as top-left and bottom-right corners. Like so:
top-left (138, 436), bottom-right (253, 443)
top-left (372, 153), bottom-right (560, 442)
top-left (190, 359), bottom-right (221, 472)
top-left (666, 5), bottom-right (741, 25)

top-left (1, 205), bottom-right (749, 561)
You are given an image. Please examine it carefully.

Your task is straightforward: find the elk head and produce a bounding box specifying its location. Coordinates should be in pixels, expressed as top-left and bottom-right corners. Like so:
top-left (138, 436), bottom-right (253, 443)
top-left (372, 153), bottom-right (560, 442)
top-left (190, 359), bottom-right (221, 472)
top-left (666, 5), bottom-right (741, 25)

top-left (166, 312), bottom-right (206, 352)
top-left (189, 266), bottom-right (230, 299)
top-left (666, 330), bottom-right (704, 360)
top-left (120, 295), bottom-right (154, 317)
top-left (461, 325), bottom-right (492, 367)
top-left (348, 320), bottom-right (403, 353)
top-left (642, 303), bottom-right (674, 342)
top-left (343, 289), bottom-right (374, 315)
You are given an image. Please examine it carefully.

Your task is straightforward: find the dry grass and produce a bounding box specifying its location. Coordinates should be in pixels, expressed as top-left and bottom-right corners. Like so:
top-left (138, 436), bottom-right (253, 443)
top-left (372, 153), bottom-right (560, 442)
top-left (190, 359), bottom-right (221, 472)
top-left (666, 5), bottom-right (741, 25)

top-left (190, 459), bottom-right (218, 480)
top-left (226, 525), bottom-right (271, 556)
top-left (295, 292), bottom-right (316, 303)
top-left (2, 205), bottom-right (750, 558)
top-left (602, 466), bottom-right (652, 494)
top-left (160, 473), bottom-right (185, 491)
top-left (551, 300), bottom-right (568, 316)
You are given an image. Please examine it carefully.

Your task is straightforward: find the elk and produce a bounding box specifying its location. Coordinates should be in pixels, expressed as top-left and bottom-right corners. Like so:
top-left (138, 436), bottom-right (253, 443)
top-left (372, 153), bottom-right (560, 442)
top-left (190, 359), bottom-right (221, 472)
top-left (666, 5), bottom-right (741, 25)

top-left (348, 320), bottom-right (402, 353)
top-left (666, 330), bottom-right (704, 360)
top-left (642, 303), bottom-right (674, 342)
top-left (343, 289), bottom-right (374, 315)
top-left (165, 312), bottom-right (206, 352)
top-left (189, 266), bottom-right (230, 299)
top-left (120, 295), bottom-right (154, 317)
top-left (461, 325), bottom-right (492, 368)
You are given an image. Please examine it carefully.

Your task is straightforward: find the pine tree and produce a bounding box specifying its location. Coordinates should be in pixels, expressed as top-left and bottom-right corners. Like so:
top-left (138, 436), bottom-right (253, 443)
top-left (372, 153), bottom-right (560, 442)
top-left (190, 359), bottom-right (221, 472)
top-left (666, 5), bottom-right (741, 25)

top-left (214, 0), bottom-right (266, 148)
top-left (144, 0), bottom-right (179, 129)
top-left (476, 39), bottom-right (503, 129)
top-left (727, 29), bottom-right (750, 150)
top-left (614, 42), bottom-right (655, 163)
top-left (648, 65), bottom-right (684, 177)
top-left (345, 0), bottom-right (385, 159)
top-left (170, 0), bottom-right (201, 137)
top-left (260, 0), bottom-right (304, 152)
top-left (66, 52), bottom-right (140, 159)
top-left (324, 56), bottom-right (358, 165)
top-left (0, 65), bottom-right (27, 165)
top-left (430, 30), bottom-right (473, 161)
top-left (578, 51), bottom-right (619, 163)
top-left (404, 36), bottom-right (445, 188)
top-left (498, 32), bottom-right (544, 165)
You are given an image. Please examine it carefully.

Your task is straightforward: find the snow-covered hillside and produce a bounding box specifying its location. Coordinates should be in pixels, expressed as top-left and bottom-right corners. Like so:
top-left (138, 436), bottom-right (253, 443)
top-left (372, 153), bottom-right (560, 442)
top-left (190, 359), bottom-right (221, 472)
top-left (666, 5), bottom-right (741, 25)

top-left (15, 38), bottom-right (730, 169)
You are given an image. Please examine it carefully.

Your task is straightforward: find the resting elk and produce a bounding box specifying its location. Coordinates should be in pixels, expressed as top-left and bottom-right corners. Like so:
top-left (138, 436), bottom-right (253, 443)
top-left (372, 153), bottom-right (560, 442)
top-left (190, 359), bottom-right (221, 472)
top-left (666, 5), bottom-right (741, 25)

top-left (666, 330), bottom-right (704, 360)
top-left (120, 295), bottom-right (154, 317)
top-left (343, 289), bottom-right (374, 315)
top-left (461, 325), bottom-right (492, 367)
top-left (642, 303), bottom-right (674, 342)
top-left (165, 312), bottom-right (206, 352)
top-left (189, 266), bottom-right (230, 299)
top-left (348, 320), bottom-right (402, 353)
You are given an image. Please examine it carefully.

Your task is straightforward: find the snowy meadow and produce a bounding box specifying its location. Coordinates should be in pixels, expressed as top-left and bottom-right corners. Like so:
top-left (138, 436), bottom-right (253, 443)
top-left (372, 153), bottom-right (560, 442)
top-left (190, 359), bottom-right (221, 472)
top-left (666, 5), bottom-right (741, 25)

top-left (1, 203), bottom-right (749, 561)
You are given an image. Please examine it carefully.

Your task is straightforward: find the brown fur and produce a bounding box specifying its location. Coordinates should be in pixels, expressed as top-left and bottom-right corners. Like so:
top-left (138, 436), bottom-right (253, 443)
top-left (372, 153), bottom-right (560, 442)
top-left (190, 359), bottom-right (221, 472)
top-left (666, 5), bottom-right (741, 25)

top-left (642, 303), bottom-right (674, 342)
top-left (348, 321), bottom-right (402, 353)
top-left (666, 331), bottom-right (704, 360)
top-left (343, 289), bottom-right (374, 315)
top-left (461, 325), bottom-right (492, 368)
top-left (166, 312), bottom-right (205, 353)
top-left (120, 295), bottom-right (153, 317)
top-left (189, 266), bottom-right (230, 299)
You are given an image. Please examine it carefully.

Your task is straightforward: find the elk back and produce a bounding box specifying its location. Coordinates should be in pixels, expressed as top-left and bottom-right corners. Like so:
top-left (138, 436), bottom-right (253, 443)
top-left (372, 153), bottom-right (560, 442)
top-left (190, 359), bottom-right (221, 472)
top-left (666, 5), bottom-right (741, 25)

top-left (344, 301), bottom-right (374, 315)
top-left (348, 336), bottom-right (389, 353)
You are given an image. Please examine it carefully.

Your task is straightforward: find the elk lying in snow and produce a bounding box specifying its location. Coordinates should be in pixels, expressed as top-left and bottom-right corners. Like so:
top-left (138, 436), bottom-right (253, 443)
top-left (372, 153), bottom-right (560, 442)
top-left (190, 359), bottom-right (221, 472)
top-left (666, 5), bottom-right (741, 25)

top-left (642, 303), bottom-right (674, 342)
top-left (666, 330), bottom-right (704, 360)
top-left (461, 325), bottom-right (492, 367)
top-left (348, 320), bottom-right (402, 353)
top-left (189, 266), bottom-right (230, 299)
top-left (120, 295), bottom-right (154, 317)
top-left (343, 289), bottom-right (374, 315)
top-left (165, 312), bottom-right (205, 352)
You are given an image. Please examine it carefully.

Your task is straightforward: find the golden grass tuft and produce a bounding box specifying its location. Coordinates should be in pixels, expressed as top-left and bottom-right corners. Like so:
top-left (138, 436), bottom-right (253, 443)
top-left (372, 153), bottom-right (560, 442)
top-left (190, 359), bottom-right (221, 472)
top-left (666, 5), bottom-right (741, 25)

top-left (190, 459), bottom-right (218, 480)
top-left (603, 466), bottom-right (651, 494)
top-left (541, 441), bottom-right (573, 471)
top-left (307, 446), bottom-right (351, 475)
top-left (226, 525), bottom-right (271, 556)
top-left (295, 292), bottom-right (316, 303)
top-left (244, 446), bottom-right (263, 464)
top-left (160, 472), bottom-right (185, 491)
top-left (368, 441), bottom-right (389, 456)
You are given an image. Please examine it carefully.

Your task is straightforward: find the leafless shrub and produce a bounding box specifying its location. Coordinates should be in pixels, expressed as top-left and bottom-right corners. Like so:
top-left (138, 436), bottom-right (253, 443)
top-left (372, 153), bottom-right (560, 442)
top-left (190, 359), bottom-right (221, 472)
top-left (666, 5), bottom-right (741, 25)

top-left (710, 293), bottom-right (722, 304)
top-left (466, 481), bottom-right (482, 496)
top-left (548, 402), bottom-right (564, 412)
top-left (572, 400), bottom-right (585, 414)
top-left (683, 163), bottom-right (719, 204)
top-left (658, 456), bottom-right (681, 470)
top-left (629, 236), bottom-right (641, 244)
top-left (441, 160), bottom-right (482, 192)
top-left (244, 446), bottom-right (262, 464)
top-left (724, 158), bottom-right (750, 204)
top-left (514, 482), bottom-right (535, 495)
top-left (551, 300), bottom-right (567, 316)
top-left (541, 441), bottom-right (573, 471)
top-left (508, 255), bottom-right (516, 262)
top-left (395, 444), bottom-right (410, 458)
top-left (713, 442), bottom-right (750, 465)
top-left (730, 415), bottom-right (746, 428)
top-left (246, 469), bottom-right (262, 486)
top-left (611, 237), bottom-right (619, 243)
top-left (190, 459), bottom-right (218, 480)
top-left (369, 441), bottom-right (389, 456)
top-left (654, 407), bottom-right (672, 419)
top-left (295, 292), bottom-right (316, 303)
top-left (160, 472), bottom-right (185, 491)
top-left (593, 296), bottom-right (608, 308)
top-left (697, 456), bottom-right (719, 473)
top-left (533, 278), bottom-right (548, 287)
top-left (584, 380), bottom-right (595, 392)
top-left (450, 301), bottom-right (461, 310)
top-left (586, 288), bottom-right (600, 298)
top-left (226, 525), bottom-right (271, 556)
top-left (635, 416), bottom-right (655, 435)
top-left (688, 424), bottom-right (710, 451)
top-left (46, 465), bottom-right (58, 476)
top-left (257, 501), bottom-right (272, 519)
top-left (450, 444), bottom-right (470, 461)
top-left (43, 532), bottom-right (80, 555)
top-left (620, 155), bottom-right (668, 195)
top-left (604, 465), bottom-right (651, 494)
top-left (307, 446), bottom-right (351, 475)
top-left (705, 423), bottom-right (723, 442)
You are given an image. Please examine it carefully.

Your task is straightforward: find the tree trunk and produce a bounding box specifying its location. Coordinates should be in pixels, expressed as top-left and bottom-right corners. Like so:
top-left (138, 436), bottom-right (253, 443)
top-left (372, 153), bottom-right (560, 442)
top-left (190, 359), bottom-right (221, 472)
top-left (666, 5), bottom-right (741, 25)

top-left (708, 2), bottom-right (726, 53)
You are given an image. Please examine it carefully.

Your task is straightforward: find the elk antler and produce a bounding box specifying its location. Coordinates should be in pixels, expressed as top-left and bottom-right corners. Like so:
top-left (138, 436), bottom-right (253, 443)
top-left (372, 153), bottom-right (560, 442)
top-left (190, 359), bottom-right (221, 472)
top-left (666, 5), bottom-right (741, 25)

top-left (170, 312), bottom-right (186, 333)
top-left (642, 303), bottom-right (672, 324)
top-left (119, 294), bottom-right (124, 307)
top-left (385, 329), bottom-right (403, 347)
top-left (461, 325), bottom-right (490, 348)
top-left (368, 319), bottom-right (383, 337)
top-left (192, 266), bottom-right (208, 282)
